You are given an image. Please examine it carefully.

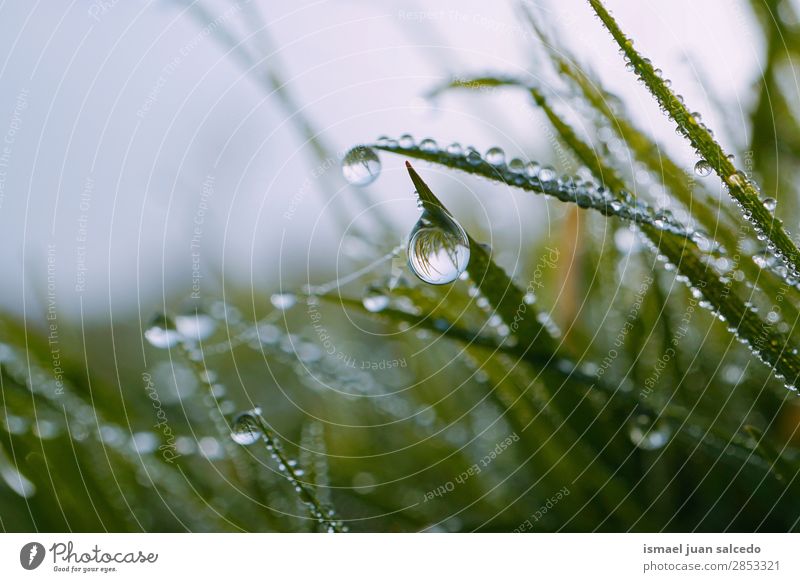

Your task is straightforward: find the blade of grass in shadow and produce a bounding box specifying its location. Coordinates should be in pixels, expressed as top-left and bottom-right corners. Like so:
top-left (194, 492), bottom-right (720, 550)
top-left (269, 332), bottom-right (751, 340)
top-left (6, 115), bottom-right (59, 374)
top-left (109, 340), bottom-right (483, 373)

top-left (295, 273), bottom-right (783, 483)
top-left (747, 0), bottom-right (800, 219)
top-left (405, 163), bottom-right (653, 521)
top-left (743, 424), bottom-right (794, 483)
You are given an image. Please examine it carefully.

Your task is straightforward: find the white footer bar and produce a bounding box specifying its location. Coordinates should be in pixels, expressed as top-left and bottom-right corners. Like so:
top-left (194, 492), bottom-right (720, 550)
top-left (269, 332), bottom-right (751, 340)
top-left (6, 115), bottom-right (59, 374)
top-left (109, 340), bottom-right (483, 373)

top-left (1, 533), bottom-right (797, 580)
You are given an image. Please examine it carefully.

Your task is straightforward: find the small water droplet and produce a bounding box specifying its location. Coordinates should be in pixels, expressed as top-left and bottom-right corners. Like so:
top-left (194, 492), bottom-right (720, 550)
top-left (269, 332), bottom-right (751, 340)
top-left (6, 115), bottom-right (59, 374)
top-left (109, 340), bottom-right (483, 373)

top-left (175, 308), bottom-right (216, 341)
top-left (144, 314), bottom-right (182, 349)
top-left (407, 204), bottom-right (470, 285)
top-left (508, 158), bottom-right (525, 173)
top-left (628, 415), bottom-right (671, 450)
top-left (362, 286), bottom-right (390, 313)
top-left (342, 146), bottom-right (381, 186)
top-left (465, 148), bottom-right (482, 166)
top-left (538, 166), bottom-right (557, 183)
top-left (419, 138), bottom-right (438, 153)
top-left (271, 293), bottom-right (297, 310)
top-left (763, 197), bottom-right (777, 212)
top-left (230, 411), bottom-right (262, 446)
top-left (729, 173), bottom-right (745, 187)
top-left (694, 160), bottom-right (712, 177)
top-left (446, 142), bottom-right (462, 156)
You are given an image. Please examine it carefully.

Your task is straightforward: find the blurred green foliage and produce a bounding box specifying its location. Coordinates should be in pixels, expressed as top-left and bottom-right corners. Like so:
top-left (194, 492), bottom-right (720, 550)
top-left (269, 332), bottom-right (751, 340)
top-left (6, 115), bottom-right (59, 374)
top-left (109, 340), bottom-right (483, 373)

top-left (2, 0), bottom-right (800, 532)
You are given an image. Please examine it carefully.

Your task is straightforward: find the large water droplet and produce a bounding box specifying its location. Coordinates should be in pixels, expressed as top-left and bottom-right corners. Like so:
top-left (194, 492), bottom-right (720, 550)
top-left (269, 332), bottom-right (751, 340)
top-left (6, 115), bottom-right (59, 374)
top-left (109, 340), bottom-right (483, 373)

top-left (144, 314), bottom-right (182, 349)
top-left (362, 286), bottom-right (390, 312)
top-left (407, 204), bottom-right (470, 285)
top-left (694, 159), bottom-right (712, 177)
top-left (485, 147), bottom-right (506, 166)
top-left (175, 308), bottom-right (216, 341)
top-left (271, 293), bottom-right (297, 311)
top-left (628, 414), bottom-right (671, 450)
top-left (763, 197), bottom-right (777, 212)
top-left (230, 411), bottom-right (263, 446)
top-left (398, 134), bottom-right (415, 149)
top-left (341, 146), bottom-right (381, 186)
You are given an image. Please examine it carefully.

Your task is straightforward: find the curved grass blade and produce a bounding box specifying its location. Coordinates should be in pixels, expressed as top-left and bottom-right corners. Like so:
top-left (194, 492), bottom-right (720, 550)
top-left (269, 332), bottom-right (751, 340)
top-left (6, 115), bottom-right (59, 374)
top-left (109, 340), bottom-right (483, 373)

top-left (432, 73), bottom-right (800, 345)
top-left (586, 0), bottom-right (800, 278)
top-left (374, 142), bottom-right (695, 240)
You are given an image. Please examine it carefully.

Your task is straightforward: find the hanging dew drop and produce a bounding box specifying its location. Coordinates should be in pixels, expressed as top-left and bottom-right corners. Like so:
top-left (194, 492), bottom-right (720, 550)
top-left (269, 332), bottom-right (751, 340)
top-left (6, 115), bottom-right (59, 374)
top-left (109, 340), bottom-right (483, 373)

top-left (362, 286), bottom-right (390, 313)
top-left (694, 159), bottom-right (712, 177)
top-left (230, 411), bottom-right (262, 446)
top-left (763, 197), bottom-right (777, 212)
top-left (144, 314), bottom-right (182, 349)
top-left (341, 146), bottom-right (381, 186)
top-left (407, 204), bottom-right (470, 285)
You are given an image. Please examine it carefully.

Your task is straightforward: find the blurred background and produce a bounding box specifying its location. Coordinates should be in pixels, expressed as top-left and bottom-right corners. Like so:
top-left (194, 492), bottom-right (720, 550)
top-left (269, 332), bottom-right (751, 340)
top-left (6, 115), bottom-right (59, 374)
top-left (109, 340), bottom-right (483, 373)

top-left (0, 0), bottom-right (763, 319)
top-left (2, 0), bottom-right (800, 532)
